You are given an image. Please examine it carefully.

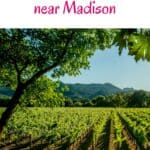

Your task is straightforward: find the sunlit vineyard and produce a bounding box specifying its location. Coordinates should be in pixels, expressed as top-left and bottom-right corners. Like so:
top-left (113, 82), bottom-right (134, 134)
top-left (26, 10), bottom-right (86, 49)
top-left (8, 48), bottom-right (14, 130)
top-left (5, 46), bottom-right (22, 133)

top-left (0, 108), bottom-right (150, 150)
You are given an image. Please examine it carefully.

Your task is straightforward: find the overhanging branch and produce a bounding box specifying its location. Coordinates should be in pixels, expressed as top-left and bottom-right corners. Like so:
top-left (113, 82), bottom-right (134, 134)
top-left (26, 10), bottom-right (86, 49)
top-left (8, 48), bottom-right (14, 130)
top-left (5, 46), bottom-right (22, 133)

top-left (24, 31), bottom-right (76, 88)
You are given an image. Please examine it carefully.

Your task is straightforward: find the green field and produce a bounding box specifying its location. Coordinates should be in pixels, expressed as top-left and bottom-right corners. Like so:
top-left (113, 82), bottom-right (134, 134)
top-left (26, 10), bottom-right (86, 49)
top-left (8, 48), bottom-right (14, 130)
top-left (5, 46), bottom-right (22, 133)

top-left (0, 108), bottom-right (150, 150)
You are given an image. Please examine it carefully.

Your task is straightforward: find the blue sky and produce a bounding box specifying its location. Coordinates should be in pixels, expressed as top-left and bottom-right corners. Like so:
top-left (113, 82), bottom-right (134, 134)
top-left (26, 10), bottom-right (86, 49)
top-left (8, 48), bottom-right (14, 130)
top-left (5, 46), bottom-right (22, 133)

top-left (60, 46), bottom-right (150, 91)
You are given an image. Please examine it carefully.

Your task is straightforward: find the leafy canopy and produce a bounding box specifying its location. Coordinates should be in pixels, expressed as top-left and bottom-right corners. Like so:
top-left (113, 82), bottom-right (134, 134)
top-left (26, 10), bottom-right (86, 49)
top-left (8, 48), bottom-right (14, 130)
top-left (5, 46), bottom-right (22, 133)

top-left (0, 29), bottom-right (115, 89)
top-left (21, 76), bottom-right (65, 107)
top-left (1, 29), bottom-right (150, 91)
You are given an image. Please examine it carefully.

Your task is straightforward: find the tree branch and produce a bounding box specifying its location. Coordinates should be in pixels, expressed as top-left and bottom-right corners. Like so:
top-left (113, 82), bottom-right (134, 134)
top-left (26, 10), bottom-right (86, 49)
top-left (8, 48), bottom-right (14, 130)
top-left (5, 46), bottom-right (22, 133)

top-left (24, 31), bottom-right (75, 88)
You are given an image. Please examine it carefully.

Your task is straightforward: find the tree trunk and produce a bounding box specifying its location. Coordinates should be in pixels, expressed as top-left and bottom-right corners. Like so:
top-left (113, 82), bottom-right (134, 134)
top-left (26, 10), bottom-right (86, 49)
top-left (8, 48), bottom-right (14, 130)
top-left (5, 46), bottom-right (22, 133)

top-left (0, 84), bottom-right (24, 138)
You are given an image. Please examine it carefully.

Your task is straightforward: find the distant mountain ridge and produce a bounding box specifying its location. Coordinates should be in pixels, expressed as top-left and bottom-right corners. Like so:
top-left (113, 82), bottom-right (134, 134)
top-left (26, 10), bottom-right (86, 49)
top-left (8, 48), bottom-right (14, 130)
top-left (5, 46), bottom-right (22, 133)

top-left (0, 83), bottom-right (135, 100)
top-left (0, 87), bottom-right (14, 97)
top-left (62, 83), bottom-right (135, 99)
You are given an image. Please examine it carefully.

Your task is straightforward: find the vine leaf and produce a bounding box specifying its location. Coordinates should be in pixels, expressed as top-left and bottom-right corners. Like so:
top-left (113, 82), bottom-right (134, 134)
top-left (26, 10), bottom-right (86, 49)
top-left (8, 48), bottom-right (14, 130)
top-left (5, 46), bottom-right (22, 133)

top-left (128, 34), bottom-right (150, 61)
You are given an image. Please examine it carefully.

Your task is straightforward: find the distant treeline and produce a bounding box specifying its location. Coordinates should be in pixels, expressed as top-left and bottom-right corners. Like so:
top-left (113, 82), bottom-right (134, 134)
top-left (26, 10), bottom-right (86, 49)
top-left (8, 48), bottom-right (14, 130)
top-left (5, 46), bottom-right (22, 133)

top-left (65, 90), bottom-right (150, 107)
top-left (1, 85), bottom-right (150, 108)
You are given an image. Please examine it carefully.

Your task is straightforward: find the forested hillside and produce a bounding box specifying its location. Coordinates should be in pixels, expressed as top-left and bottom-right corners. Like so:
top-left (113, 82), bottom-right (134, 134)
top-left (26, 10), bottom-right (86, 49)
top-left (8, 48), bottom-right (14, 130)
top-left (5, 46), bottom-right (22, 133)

top-left (62, 82), bottom-right (135, 99)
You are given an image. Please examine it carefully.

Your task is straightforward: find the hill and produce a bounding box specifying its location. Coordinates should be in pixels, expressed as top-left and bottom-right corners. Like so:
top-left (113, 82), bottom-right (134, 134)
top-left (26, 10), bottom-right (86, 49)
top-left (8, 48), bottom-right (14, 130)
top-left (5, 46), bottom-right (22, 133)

top-left (0, 83), bottom-right (135, 100)
top-left (0, 87), bottom-right (14, 106)
top-left (0, 87), bottom-right (14, 99)
top-left (63, 83), bottom-right (135, 99)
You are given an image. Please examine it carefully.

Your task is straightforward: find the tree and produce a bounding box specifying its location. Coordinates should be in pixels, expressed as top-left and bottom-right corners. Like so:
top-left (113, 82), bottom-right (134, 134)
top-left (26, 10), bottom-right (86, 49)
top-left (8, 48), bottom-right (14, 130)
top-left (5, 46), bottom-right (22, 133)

top-left (21, 76), bottom-right (65, 107)
top-left (92, 95), bottom-right (109, 107)
top-left (128, 90), bottom-right (150, 107)
top-left (74, 101), bottom-right (82, 107)
top-left (64, 98), bottom-right (74, 107)
top-left (0, 29), bottom-right (114, 136)
top-left (92, 93), bottom-right (132, 107)
top-left (83, 101), bottom-right (94, 107)
top-left (109, 94), bottom-right (127, 107)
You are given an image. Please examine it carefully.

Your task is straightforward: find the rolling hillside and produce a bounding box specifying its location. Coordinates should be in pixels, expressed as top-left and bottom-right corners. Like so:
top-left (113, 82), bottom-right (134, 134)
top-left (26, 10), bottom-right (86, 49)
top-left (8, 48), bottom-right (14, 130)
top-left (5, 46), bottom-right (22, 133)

top-left (63, 83), bottom-right (135, 99)
top-left (0, 87), bottom-right (14, 99)
top-left (0, 83), bottom-right (135, 100)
